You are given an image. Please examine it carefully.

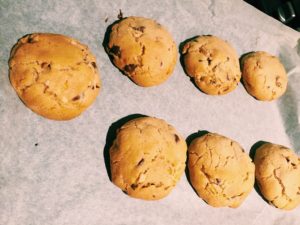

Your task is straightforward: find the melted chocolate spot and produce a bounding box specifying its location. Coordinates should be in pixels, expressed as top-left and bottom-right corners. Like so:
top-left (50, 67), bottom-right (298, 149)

top-left (72, 95), bottom-right (80, 101)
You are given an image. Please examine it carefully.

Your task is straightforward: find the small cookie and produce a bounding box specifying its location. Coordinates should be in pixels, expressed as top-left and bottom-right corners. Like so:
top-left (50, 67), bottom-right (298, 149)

top-left (110, 117), bottom-right (187, 200)
top-left (254, 143), bottom-right (300, 210)
top-left (188, 133), bottom-right (254, 208)
top-left (181, 35), bottom-right (241, 95)
top-left (9, 33), bottom-right (101, 120)
top-left (241, 51), bottom-right (288, 101)
top-left (106, 16), bottom-right (177, 87)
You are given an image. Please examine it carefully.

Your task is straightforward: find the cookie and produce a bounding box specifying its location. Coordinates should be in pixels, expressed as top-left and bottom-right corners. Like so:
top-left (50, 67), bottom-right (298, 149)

top-left (9, 33), bottom-right (101, 120)
top-left (254, 142), bottom-right (300, 210)
top-left (106, 16), bottom-right (177, 87)
top-left (188, 133), bottom-right (255, 208)
top-left (110, 117), bottom-right (187, 200)
top-left (241, 51), bottom-right (287, 101)
top-left (181, 35), bottom-right (241, 95)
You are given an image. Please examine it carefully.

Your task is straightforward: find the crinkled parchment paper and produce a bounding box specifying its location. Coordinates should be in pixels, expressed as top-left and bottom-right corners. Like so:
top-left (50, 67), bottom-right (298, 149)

top-left (0, 0), bottom-right (300, 224)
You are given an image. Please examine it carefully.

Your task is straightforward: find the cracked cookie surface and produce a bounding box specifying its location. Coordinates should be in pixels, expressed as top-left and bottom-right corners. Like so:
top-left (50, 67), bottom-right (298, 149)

top-left (254, 143), bottom-right (300, 210)
top-left (241, 51), bottom-right (287, 101)
top-left (182, 35), bottom-right (241, 95)
top-left (188, 133), bottom-right (254, 208)
top-left (109, 117), bottom-right (187, 200)
top-left (9, 33), bottom-right (101, 120)
top-left (106, 16), bottom-right (177, 87)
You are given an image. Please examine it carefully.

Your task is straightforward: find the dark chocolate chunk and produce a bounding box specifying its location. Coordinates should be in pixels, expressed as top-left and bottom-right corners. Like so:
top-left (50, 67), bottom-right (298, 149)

top-left (91, 62), bottom-right (97, 69)
top-left (137, 158), bottom-right (144, 166)
top-left (174, 134), bottom-right (180, 143)
top-left (131, 183), bottom-right (138, 190)
top-left (109, 45), bottom-right (121, 58)
top-left (124, 64), bottom-right (137, 73)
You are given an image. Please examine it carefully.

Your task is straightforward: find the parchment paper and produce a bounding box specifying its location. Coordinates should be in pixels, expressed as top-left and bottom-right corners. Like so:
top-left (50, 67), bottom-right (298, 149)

top-left (1, 0), bottom-right (300, 224)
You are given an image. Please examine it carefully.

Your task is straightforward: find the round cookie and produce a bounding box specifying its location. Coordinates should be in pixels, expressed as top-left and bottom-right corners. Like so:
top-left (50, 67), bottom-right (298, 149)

top-left (241, 51), bottom-right (287, 101)
top-left (254, 143), bottom-right (300, 210)
top-left (110, 117), bottom-right (187, 200)
top-left (188, 133), bottom-right (255, 208)
top-left (106, 16), bottom-right (177, 87)
top-left (181, 35), bottom-right (241, 95)
top-left (9, 33), bottom-right (101, 120)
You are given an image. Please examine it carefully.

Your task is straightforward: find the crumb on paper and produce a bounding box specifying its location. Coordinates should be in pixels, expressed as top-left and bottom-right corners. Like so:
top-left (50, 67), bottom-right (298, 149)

top-left (118, 9), bottom-right (123, 20)
top-left (105, 17), bottom-right (108, 23)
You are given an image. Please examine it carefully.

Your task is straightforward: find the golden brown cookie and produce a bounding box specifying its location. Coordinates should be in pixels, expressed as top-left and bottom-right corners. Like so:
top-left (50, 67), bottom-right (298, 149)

top-left (181, 35), bottom-right (241, 95)
top-left (188, 133), bottom-right (255, 208)
top-left (241, 51), bottom-right (287, 101)
top-left (9, 33), bottom-right (101, 120)
top-left (106, 16), bottom-right (177, 87)
top-left (110, 117), bottom-right (187, 200)
top-left (254, 142), bottom-right (300, 210)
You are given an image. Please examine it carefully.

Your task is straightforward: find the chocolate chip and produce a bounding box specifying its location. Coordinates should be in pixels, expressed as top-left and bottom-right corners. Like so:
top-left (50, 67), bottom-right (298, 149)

top-left (28, 35), bottom-right (36, 43)
top-left (91, 62), bottom-right (97, 69)
top-left (95, 85), bottom-right (100, 89)
top-left (118, 9), bottom-right (123, 20)
top-left (72, 95), bottom-right (80, 101)
top-left (174, 134), bottom-right (180, 143)
top-left (109, 45), bottom-right (121, 58)
top-left (137, 158), bottom-right (144, 166)
top-left (124, 64), bottom-right (137, 73)
top-left (276, 76), bottom-right (281, 87)
top-left (133, 26), bottom-right (145, 32)
top-left (131, 184), bottom-right (138, 190)
top-left (207, 58), bottom-right (212, 65)
top-left (286, 157), bottom-right (290, 163)
top-left (160, 61), bottom-right (163, 67)
top-left (216, 178), bottom-right (221, 184)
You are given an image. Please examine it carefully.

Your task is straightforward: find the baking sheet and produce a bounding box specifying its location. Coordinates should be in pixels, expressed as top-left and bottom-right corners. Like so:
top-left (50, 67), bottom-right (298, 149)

top-left (1, 0), bottom-right (300, 224)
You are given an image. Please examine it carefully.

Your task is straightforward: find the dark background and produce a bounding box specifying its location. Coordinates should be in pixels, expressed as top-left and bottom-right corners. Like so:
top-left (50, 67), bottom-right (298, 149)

top-left (245, 0), bottom-right (300, 31)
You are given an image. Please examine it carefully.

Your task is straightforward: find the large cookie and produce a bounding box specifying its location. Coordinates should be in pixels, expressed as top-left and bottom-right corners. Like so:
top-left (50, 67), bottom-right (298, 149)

top-left (241, 51), bottom-right (288, 101)
top-left (181, 35), bottom-right (241, 95)
top-left (106, 16), bottom-right (177, 87)
top-left (254, 142), bottom-right (300, 210)
top-left (9, 33), bottom-right (101, 120)
top-left (188, 133), bottom-right (255, 207)
top-left (110, 117), bottom-right (187, 200)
